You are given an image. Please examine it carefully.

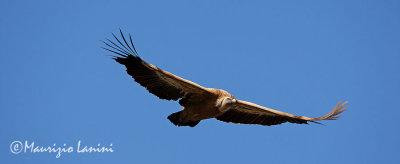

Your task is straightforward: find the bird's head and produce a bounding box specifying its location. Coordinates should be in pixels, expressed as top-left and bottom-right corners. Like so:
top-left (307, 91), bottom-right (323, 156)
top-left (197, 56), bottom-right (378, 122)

top-left (218, 97), bottom-right (237, 112)
top-left (223, 97), bottom-right (237, 105)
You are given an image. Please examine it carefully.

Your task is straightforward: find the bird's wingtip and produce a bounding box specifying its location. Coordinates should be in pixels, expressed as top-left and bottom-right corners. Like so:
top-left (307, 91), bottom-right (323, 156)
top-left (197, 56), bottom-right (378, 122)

top-left (102, 29), bottom-right (139, 58)
top-left (311, 100), bottom-right (348, 122)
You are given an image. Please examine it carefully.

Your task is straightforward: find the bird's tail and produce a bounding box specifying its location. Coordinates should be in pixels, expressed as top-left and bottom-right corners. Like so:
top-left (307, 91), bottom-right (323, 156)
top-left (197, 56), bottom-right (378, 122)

top-left (168, 111), bottom-right (200, 127)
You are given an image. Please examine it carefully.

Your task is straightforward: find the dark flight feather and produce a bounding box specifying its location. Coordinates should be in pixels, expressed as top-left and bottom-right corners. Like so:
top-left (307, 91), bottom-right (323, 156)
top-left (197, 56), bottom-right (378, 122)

top-left (103, 30), bottom-right (187, 100)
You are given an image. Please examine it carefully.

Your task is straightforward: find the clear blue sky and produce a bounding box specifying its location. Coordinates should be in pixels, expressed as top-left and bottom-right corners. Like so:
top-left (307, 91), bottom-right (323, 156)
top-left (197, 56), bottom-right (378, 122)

top-left (1, 0), bottom-right (399, 163)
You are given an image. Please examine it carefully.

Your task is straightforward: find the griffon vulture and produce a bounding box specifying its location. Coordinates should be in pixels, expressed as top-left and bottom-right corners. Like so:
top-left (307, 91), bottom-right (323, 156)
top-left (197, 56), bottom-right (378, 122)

top-left (102, 30), bottom-right (348, 127)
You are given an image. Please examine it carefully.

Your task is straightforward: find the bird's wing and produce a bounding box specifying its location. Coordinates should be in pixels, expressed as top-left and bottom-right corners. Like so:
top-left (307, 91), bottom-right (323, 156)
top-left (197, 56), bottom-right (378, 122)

top-left (103, 30), bottom-right (212, 101)
top-left (216, 100), bottom-right (348, 126)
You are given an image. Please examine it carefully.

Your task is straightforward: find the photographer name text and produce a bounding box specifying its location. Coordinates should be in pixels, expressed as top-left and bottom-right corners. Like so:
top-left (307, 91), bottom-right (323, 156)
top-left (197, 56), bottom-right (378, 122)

top-left (10, 140), bottom-right (114, 158)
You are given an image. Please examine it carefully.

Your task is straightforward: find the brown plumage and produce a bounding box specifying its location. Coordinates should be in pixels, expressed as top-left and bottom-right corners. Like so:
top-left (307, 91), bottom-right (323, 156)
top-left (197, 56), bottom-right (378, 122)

top-left (103, 30), bottom-right (348, 127)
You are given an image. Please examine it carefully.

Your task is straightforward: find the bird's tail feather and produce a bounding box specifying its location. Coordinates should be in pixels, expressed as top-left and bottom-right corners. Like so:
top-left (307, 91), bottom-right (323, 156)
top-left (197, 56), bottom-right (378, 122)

top-left (168, 111), bottom-right (200, 127)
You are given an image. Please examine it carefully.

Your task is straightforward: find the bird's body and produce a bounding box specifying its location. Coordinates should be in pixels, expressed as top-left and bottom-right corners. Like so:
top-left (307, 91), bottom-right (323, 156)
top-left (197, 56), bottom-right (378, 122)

top-left (103, 30), bottom-right (348, 127)
top-left (177, 88), bottom-right (234, 122)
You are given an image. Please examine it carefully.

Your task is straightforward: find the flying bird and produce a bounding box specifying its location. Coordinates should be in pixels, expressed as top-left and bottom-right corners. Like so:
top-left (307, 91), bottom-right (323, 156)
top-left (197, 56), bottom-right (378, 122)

top-left (102, 30), bottom-right (348, 127)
